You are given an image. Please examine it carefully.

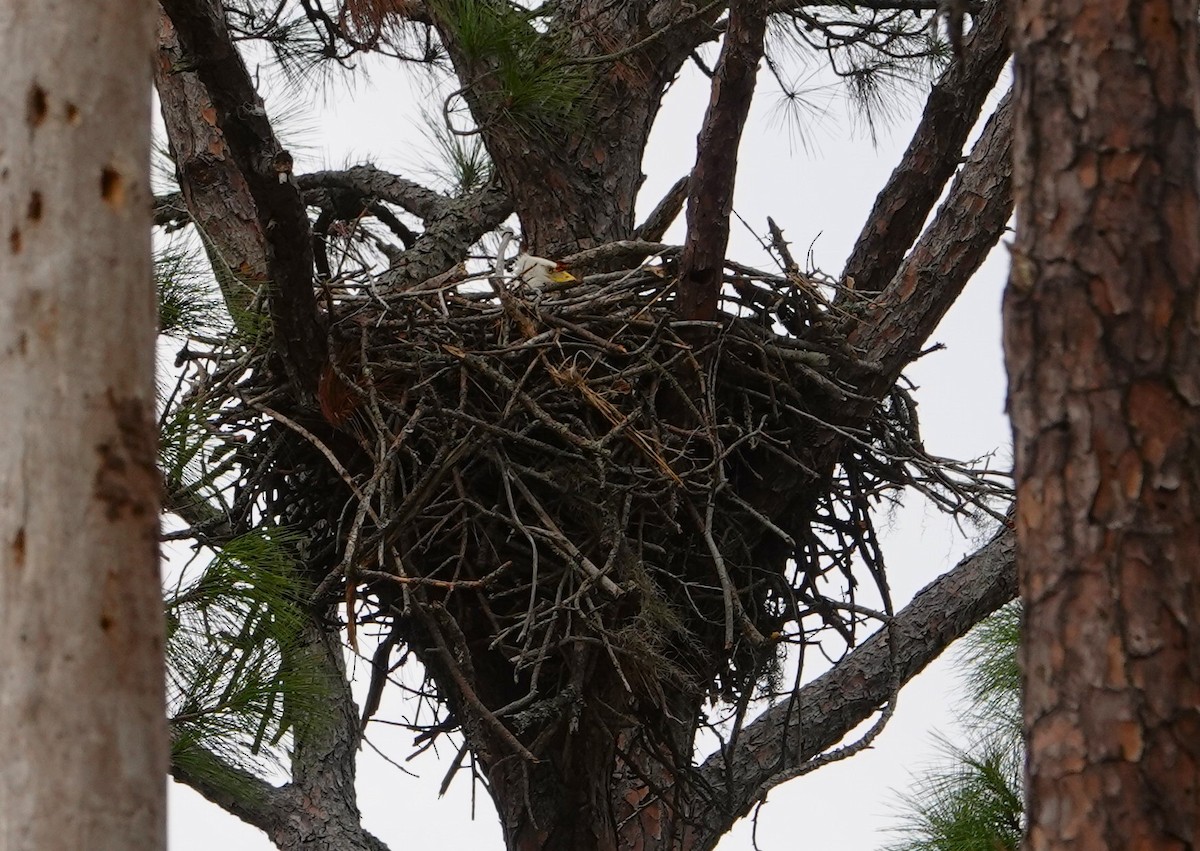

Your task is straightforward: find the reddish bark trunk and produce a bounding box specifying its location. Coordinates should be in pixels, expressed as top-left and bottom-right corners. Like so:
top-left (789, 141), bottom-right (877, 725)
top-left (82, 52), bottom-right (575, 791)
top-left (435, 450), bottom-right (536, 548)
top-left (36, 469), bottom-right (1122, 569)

top-left (160, 0), bottom-right (327, 398)
top-left (430, 0), bottom-right (710, 257)
top-left (155, 12), bottom-right (267, 327)
top-left (1007, 1), bottom-right (1200, 847)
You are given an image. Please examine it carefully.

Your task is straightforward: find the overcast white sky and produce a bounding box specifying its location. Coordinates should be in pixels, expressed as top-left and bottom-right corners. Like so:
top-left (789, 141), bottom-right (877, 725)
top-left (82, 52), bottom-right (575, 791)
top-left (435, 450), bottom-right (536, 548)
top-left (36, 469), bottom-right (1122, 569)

top-left (165, 44), bottom-right (1013, 851)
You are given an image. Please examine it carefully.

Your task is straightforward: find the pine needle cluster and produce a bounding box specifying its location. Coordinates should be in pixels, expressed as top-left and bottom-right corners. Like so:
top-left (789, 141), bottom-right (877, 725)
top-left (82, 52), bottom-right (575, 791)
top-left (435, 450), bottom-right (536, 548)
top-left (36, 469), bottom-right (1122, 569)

top-left (886, 602), bottom-right (1023, 851)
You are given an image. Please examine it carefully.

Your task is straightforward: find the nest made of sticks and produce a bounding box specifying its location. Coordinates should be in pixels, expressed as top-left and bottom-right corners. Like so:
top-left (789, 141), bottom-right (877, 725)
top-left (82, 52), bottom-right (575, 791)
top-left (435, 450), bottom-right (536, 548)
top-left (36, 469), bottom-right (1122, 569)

top-left (181, 248), bottom-right (1008, 754)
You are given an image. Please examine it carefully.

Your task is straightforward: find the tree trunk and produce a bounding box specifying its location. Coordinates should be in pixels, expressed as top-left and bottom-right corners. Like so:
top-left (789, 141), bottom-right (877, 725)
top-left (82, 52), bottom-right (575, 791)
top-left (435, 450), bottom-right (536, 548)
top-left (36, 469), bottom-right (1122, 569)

top-left (430, 0), bottom-right (708, 257)
top-left (0, 2), bottom-right (166, 850)
top-left (1007, 1), bottom-right (1200, 847)
top-left (154, 10), bottom-right (268, 327)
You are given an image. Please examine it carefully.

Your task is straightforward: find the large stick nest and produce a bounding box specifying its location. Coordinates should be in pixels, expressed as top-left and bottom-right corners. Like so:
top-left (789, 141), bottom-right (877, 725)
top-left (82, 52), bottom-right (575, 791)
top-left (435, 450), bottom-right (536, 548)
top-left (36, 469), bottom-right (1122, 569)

top-left (180, 247), bottom-right (1006, 755)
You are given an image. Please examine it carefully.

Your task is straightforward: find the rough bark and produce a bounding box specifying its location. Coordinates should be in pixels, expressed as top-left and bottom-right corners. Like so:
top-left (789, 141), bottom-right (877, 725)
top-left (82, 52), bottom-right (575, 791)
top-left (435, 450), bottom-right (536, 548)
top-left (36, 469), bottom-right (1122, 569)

top-left (0, 2), bottom-right (166, 849)
top-left (272, 623), bottom-right (391, 851)
top-left (690, 528), bottom-right (1017, 850)
top-left (155, 9), bottom-right (267, 326)
top-left (174, 622), bottom-right (388, 850)
top-left (149, 3), bottom-right (1026, 850)
top-left (428, 0), bottom-right (714, 257)
top-left (375, 178), bottom-right (513, 288)
top-left (677, 0), bottom-right (769, 320)
top-left (847, 91), bottom-right (1013, 398)
top-left (1006, 1), bottom-right (1200, 847)
top-left (159, 0), bottom-right (327, 399)
top-left (636, 173), bottom-right (691, 242)
top-left (841, 0), bottom-right (1011, 295)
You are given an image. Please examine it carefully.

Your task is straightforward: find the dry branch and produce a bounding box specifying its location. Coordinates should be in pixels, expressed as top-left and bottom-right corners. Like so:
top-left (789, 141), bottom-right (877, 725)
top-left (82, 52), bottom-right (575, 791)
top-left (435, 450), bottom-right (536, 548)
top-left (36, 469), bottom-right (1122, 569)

top-left (636, 174), bottom-right (691, 242)
top-left (175, 234), bottom-right (1009, 795)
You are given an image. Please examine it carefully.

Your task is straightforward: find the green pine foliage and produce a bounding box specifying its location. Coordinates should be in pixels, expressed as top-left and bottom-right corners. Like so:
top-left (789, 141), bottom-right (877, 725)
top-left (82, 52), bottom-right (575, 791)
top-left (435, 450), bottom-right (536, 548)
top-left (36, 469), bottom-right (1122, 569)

top-left (166, 529), bottom-right (330, 776)
top-left (156, 239), bottom-right (226, 337)
top-left (885, 603), bottom-right (1024, 851)
top-left (158, 326), bottom-right (335, 790)
top-left (435, 0), bottom-right (595, 137)
top-left (418, 107), bottom-right (495, 195)
top-left (960, 602), bottom-right (1021, 737)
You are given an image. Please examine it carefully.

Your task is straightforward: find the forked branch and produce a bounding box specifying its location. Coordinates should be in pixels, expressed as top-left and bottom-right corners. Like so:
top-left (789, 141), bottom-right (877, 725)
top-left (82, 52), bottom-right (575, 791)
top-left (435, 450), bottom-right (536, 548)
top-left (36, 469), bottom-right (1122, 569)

top-left (158, 0), bottom-right (326, 398)
top-left (841, 0), bottom-right (1011, 295)
top-left (844, 91), bottom-right (1014, 399)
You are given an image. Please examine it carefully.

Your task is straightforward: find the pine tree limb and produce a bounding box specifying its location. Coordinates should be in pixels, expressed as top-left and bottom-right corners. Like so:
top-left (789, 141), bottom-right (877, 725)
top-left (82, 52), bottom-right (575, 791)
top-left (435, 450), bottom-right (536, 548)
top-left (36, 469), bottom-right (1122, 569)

top-left (691, 527), bottom-right (1017, 850)
top-left (169, 738), bottom-right (288, 836)
top-left (841, 0), bottom-right (1011, 295)
top-left (845, 91), bottom-right (1013, 398)
top-left (155, 11), bottom-right (267, 332)
top-left (377, 177), bottom-right (513, 288)
top-left (677, 0), bottom-right (770, 320)
top-left (159, 0), bottom-right (326, 400)
top-left (636, 173), bottom-right (691, 242)
top-left (297, 166), bottom-right (451, 222)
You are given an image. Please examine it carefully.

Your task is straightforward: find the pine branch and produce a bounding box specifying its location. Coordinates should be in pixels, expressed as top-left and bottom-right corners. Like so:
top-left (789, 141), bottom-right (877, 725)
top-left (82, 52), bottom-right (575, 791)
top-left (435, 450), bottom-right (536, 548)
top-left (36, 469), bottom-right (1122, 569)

top-left (153, 190), bottom-right (190, 229)
top-left (677, 0), bottom-right (770, 320)
top-left (841, 0), bottom-right (1011, 295)
top-left (635, 173), bottom-right (690, 242)
top-left (159, 0), bottom-right (326, 400)
top-left (377, 177), bottom-right (513, 288)
top-left (155, 14), bottom-right (266, 333)
top-left (297, 166), bottom-right (450, 222)
top-left (845, 91), bottom-right (1013, 398)
top-left (274, 619), bottom-right (393, 851)
top-left (691, 527), bottom-right (1017, 850)
top-left (169, 736), bottom-right (287, 835)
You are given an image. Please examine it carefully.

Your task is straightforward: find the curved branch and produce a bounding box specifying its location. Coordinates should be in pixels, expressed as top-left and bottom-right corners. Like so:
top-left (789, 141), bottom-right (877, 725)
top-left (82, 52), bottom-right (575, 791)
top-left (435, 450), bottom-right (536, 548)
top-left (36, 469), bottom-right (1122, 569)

top-left (153, 190), bottom-right (191, 229)
top-left (297, 166), bottom-right (451, 223)
top-left (691, 527), bottom-right (1017, 850)
top-left (158, 0), bottom-right (326, 400)
top-left (378, 178), bottom-right (513, 288)
top-left (841, 0), bottom-right (1011, 295)
top-left (169, 738), bottom-right (287, 836)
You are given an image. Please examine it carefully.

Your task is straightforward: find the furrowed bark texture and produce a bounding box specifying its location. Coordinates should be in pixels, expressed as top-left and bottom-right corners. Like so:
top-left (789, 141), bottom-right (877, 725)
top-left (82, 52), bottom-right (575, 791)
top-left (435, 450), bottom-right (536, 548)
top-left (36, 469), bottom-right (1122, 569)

top-left (148, 3), bottom-right (1026, 849)
top-left (430, 0), bottom-right (713, 257)
top-left (848, 91), bottom-right (1013, 397)
top-left (0, 2), bottom-right (166, 849)
top-left (1007, 1), bottom-right (1200, 847)
top-left (155, 10), bottom-right (266, 326)
top-left (271, 623), bottom-right (390, 851)
top-left (167, 593), bottom-right (388, 850)
top-left (159, 0), bottom-right (327, 398)
top-left (154, 24), bottom-right (388, 845)
top-left (677, 0), bottom-right (769, 320)
top-left (841, 0), bottom-right (1011, 295)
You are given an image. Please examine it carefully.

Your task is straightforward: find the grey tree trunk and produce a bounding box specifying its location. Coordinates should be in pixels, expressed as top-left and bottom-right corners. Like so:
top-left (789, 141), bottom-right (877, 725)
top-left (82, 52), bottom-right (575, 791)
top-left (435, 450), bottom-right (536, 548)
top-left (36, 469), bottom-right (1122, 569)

top-left (0, 2), bottom-right (166, 850)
